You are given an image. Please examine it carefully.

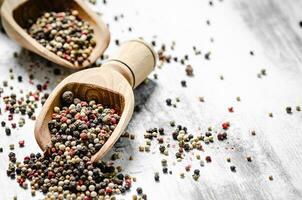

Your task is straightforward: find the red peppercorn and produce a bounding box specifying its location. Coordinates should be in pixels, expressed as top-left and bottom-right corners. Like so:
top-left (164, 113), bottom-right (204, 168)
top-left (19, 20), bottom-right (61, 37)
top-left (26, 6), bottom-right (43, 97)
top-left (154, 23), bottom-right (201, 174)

top-left (228, 107), bottom-right (234, 113)
top-left (110, 117), bottom-right (117, 124)
top-left (12, 123), bottom-right (17, 128)
top-left (42, 83), bottom-right (48, 90)
top-left (33, 94), bottom-right (39, 101)
top-left (60, 116), bottom-right (67, 123)
top-left (80, 132), bottom-right (88, 140)
top-left (205, 156), bottom-right (212, 163)
top-left (18, 140), bottom-right (25, 147)
top-left (222, 122), bottom-right (230, 130)
top-left (81, 101), bottom-right (88, 106)
top-left (23, 156), bottom-right (30, 161)
top-left (84, 196), bottom-right (91, 200)
top-left (125, 178), bottom-right (132, 187)
top-left (105, 187), bottom-right (112, 194)
top-left (77, 180), bottom-right (84, 186)
top-left (48, 171), bottom-right (55, 178)
top-left (75, 113), bottom-right (81, 120)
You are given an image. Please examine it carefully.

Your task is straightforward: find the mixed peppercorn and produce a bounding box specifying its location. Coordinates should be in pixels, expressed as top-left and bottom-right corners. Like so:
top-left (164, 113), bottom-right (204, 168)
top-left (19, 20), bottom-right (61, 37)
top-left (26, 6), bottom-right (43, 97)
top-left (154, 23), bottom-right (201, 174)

top-left (7, 91), bottom-right (135, 199)
top-left (1, 0), bottom-right (298, 199)
top-left (28, 10), bottom-right (96, 66)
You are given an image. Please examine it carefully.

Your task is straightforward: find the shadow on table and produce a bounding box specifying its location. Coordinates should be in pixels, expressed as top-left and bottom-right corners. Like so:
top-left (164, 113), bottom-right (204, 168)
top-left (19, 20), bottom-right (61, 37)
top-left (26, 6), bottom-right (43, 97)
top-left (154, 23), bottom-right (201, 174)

top-left (133, 79), bottom-right (157, 113)
top-left (15, 48), bottom-right (78, 85)
top-left (110, 79), bottom-right (157, 162)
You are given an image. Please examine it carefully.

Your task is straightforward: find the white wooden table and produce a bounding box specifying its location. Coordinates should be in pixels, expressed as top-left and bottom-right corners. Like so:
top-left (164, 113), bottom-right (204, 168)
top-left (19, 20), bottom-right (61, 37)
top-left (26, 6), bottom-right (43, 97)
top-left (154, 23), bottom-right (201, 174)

top-left (1, 0), bottom-right (302, 199)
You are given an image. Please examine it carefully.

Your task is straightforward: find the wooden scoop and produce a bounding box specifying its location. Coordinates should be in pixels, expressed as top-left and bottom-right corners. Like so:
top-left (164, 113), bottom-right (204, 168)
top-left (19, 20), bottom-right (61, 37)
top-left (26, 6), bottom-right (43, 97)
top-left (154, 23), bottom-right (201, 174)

top-left (0, 0), bottom-right (109, 69)
top-left (35, 39), bottom-right (157, 162)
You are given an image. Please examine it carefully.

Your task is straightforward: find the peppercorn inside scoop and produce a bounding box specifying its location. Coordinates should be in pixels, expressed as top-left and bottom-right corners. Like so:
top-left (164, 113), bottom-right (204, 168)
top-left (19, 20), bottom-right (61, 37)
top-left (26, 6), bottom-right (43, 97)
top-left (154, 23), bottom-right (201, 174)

top-left (7, 90), bottom-right (131, 199)
top-left (28, 10), bottom-right (96, 67)
top-left (49, 90), bottom-right (121, 157)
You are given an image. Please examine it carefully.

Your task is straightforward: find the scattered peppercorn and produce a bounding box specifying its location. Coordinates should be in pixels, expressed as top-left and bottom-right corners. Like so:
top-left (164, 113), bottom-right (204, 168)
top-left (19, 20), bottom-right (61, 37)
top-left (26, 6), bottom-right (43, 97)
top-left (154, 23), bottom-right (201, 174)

top-left (136, 187), bottom-right (143, 195)
top-left (185, 65), bottom-right (194, 76)
top-left (286, 106), bottom-right (292, 114)
top-left (154, 172), bottom-right (160, 182)
top-left (166, 98), bottom-right (172, 106)
top-left (205, 156), bottom-right (212, 163)
top-left (269, 175), bottom-right (274, 181)
top-left (204, 52), bottom-right (211, 60)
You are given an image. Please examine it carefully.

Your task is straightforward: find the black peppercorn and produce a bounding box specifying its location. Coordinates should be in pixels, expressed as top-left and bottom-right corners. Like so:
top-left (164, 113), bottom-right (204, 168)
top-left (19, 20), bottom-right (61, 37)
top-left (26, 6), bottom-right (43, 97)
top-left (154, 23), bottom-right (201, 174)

top-left (5, 127), bottom-right (11, 136)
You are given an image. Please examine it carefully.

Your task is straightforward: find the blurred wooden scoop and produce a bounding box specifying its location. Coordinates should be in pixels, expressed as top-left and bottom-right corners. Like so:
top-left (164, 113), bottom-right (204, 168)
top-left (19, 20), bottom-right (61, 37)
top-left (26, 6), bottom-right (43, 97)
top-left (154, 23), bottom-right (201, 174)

top-left (0, 0), bottom-right (109, 69)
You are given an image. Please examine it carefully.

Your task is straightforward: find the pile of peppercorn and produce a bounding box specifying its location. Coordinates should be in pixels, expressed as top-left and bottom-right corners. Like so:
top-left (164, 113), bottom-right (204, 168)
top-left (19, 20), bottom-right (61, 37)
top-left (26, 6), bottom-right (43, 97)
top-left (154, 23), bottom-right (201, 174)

top-left (28, 10), bottom-right (96, 66)
top-left (7, 91), bottom-right (134, 199)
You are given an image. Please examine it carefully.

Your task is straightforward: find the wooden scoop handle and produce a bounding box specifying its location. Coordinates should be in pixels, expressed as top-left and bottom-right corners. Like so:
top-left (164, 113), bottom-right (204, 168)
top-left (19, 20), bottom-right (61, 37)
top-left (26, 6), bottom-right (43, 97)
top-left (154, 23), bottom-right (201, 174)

top-left (102, 39), bottom-right (157, 88)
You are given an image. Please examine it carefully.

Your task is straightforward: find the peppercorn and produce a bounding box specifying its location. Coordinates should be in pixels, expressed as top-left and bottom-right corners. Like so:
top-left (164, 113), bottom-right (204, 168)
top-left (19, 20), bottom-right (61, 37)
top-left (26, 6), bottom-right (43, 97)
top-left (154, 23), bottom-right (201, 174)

top-left (166, 98), bottom-right (172, 106)
top-left (230, 166), bottom-right (236, 172)
top-left (286, 107), bottom-right (292, 114)
top-left (136, 187), bottom-right (143, 195)
top-left (205, 156), bottom-right (212, 163)
top-left (61, 91), bottom-right (74, 104)
top-left (247, 156), bottom-right (252, 162)
top-left (170, 121), bottom-right (175, 127)
top-left (228, 107), bottom-right (234, 113)
top-left (163, 167), bottom-right (168, 174)
top-left (296, 106), bottom-right (301, 112)
top-left (181, 80), bottom-right (187, 87)
top-left (9, 144), bottom-right (14, 150)
top-left (222, 122), bottom-right (230, 130)
top-left (269, 175), bottom-right (273, 181)
top-left (154, 172), bottom-right (160, 182)
top-left (205, 52), bottom-right (211, 60)
top-left (18, 140), bottom-right (25, 148)
top-left (261, 69), bottom-right (267, 76)
top-left (17, 76), bottom-right (22, 82)
top-left (185, 65), bottom-right (194, 76)
top-left (159, 128), bottom-right (164, 135)
top-left (5, 127), bottom-right (11, 136)
top-left (159, 145), bottom-right (166, 153)
top-left (198, 96), bottom-right (205, 102)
